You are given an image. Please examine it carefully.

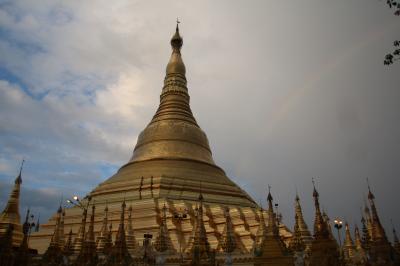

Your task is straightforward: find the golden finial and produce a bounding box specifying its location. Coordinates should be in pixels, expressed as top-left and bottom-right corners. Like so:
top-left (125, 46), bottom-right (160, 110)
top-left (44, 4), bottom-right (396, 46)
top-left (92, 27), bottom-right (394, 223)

top-left (366, 178), bottom-right (375, 200)
top-left (312, 177), bottom-right (319, 198)
top-left (267, 185), bottom-right (273, 202)
top-left (15, 159), bottom-right (25, 184)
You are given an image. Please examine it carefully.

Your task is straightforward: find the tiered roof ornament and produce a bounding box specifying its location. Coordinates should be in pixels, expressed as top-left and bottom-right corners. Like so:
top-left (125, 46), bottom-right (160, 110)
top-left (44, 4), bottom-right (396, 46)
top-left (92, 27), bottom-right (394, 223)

top-left (366, 182), bottom-right (395, 265)
top-left (76, 204), bottom-right (98, 265)
top-left (253, 206), bottom-right (267, 254)
top-left (220, 207), bottom-right (237, 255)
top-left (0, 160), bottom-right (24, 247)
top-left (96, 204), bottom-right (109, 254)
top-left (343, 222), bottom-right (355, 263)
top-left (291, 193), bottom-right (312, 251)
top-left (125, 205), bottom-right (138, 254)
top-left (59, 208), bottom-right (65, 249)
top-left (308, 179), bottom-right (340, 266)
top-left (64, 228), bottom-right (73, 256)
top-left (15, 208), bottom-right (32, 266)
top-left (105, 200), bottom-right (132, 265)
top-left (360, 214), bottom-right (371, 251)
top-left (188, 193), bottom-right (214, 265)
top-left (73, 207), bottom-right (88, 254)
top-left (353, 225), bottom-right (368, 265)
top-left (253, 186), bottom-right (293, 266)
top-left (42, 205), bottom-right (65, 265)
top-left (154, 203), bottom-right (175, 254)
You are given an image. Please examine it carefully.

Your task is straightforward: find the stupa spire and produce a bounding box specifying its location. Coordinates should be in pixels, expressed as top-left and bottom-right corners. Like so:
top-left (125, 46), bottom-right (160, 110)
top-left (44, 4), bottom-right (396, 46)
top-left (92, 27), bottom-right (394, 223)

top-left (312, 179), bottom-right (329, 239)
top-left (266, 186), bottom-right (278, 237)
top-left (76, 204), bottom-right (97, 265)
top-left (166, 20), bottom-right (185, 76)
top-left (96, 203), bottom-right (109, 253)
top-left (106, 199), bottom-right (132, 265)
top-left (293, 193), bottom-right (312, 250)
top-left (253, 206), bottom-right (267, 253)
top-left (367, 183), bottom-right (388, 243)
top-left (64, 228), bottom-right (73, 256)
top-left (59, 208), bottom-right (65, 249)
top-left (353, 225), bottom-right (368, 265)
top-left (41, 205), bottom-right (64, 265)
top-left (365, 181), bottom-right (394, 264)
top-left (128, 23), bottom-right (219, 167)
top-left (154, 203), bottom-right (174, 253)
top-left (125, 205), bottom-right (138, 253)
top-left (343, 222), bottom-right (355, 261)
top-left (220, 207), bottom-right (237, 254)
top-left (354, 225), bottom-right (363, 250)
top-left (0, 160), bottom-right (24, 246)
top-left (309, 179), bottom-right (340, 266)
top-left (392, 223), bottom-right (400, 255)
top-left (73, 207), bottom-right (87, 253)
top-left (189, 193), bottom-right (212, 264)
top-left (253, 187), bottom-right (293, 265)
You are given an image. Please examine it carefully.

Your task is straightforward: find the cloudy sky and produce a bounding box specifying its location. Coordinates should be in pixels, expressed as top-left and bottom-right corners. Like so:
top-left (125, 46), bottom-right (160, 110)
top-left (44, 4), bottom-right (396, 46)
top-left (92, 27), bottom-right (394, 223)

top-left (0, 0), bottom-right (399, 239)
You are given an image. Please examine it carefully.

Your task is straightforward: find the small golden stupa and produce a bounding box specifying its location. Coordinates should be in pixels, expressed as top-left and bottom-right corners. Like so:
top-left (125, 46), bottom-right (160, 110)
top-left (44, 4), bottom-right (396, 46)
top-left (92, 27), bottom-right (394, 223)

top-left (29, 24), bottom-right (292, 256)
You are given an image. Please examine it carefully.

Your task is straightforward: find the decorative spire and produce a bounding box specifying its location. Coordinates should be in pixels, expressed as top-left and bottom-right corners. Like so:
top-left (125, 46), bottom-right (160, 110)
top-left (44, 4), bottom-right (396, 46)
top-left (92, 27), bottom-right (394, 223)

top-left (15, 208), bottom-right (31, 265)
top-left (50, 206), bottom-right (63, 248)
top-left (73, 207), bottom-right (87, 253)
top-left (76, 204), bottom-right (98, 265)
top-left (367, 184), bottom-right (388, 243)
top-left (365, 182), bottom-right (393, 264)
top-left (189, 193), bottom-right (212, 264)
top-left (253, 187), bottom-right (293, 264)
top-left (293, 193), bottom-right (312, 249)
top-left (354, 225), bottom-right (367, 257)
top-left (220, 207), bottom-right (237, 254)
top-left (343, 222), bottom-right (355, 260)
top-left (291, 192), bottom-right (312, 249)
top-left (59, 208), bottom-right (65, 249)
top-left (253, 206), bottom-right (267, 253)
top-left (96, 203), bottom-right (109, 253)
top-left (64, 228), bottom-right (73, 256)
top-left (125, 205), bottom-right (138, 253)
top-left (0, 160), bottom-right (25, 246)
top-left (154, 203), bottom-right (174, 253)
top-left (166, 20), bottom-right (185, 76)
top-left (34, 214), bottom-right (40, 232)
top-left (290, 212), bottom-right (305, 252)
top-left (103, 223), bottom-right (113, 256)
top-left (354, 225), bottom-right (363, 250)
top-left (393, 223), bottom-right (400, 255)
top-left (360, 215), bottom-right (371, 251)
top-left (266, 186), bottom-right (278, 237)
top-left (322, 210), bottom-right (334, 240)
top-left (106, 200), bottom-right (132, 265)
top-left (312, 180), bottom-right (330, 240)
top-left (41, 206), bottom-right (64, 265)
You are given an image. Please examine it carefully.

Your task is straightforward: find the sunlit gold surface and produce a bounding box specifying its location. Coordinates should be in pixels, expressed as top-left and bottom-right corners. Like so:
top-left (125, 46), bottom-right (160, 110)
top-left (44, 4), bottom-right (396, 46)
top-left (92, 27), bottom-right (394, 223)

top-left (0, 173), bottom-right (23, 247)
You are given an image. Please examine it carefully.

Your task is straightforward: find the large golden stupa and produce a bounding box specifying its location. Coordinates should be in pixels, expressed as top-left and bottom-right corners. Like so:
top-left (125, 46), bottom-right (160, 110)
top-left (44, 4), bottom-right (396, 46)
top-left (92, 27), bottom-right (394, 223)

top-left (29, 24), bottom-right (292, 255)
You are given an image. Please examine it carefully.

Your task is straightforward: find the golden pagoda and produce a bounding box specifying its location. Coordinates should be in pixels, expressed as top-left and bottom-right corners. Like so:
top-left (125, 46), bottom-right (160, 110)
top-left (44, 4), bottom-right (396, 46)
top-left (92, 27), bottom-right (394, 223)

top-left (29, 24), bottom-right (293, 260)
top-left (253, 188), bottom-right (293, 266)
top-left (343, 222), bottom-right (356, 264)
top-left (366, 185), bottom-right (395, 265)
top-left (308, 181), bottom-right (340, 266)
top-left (0, 160), bottom-right (24, 247)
